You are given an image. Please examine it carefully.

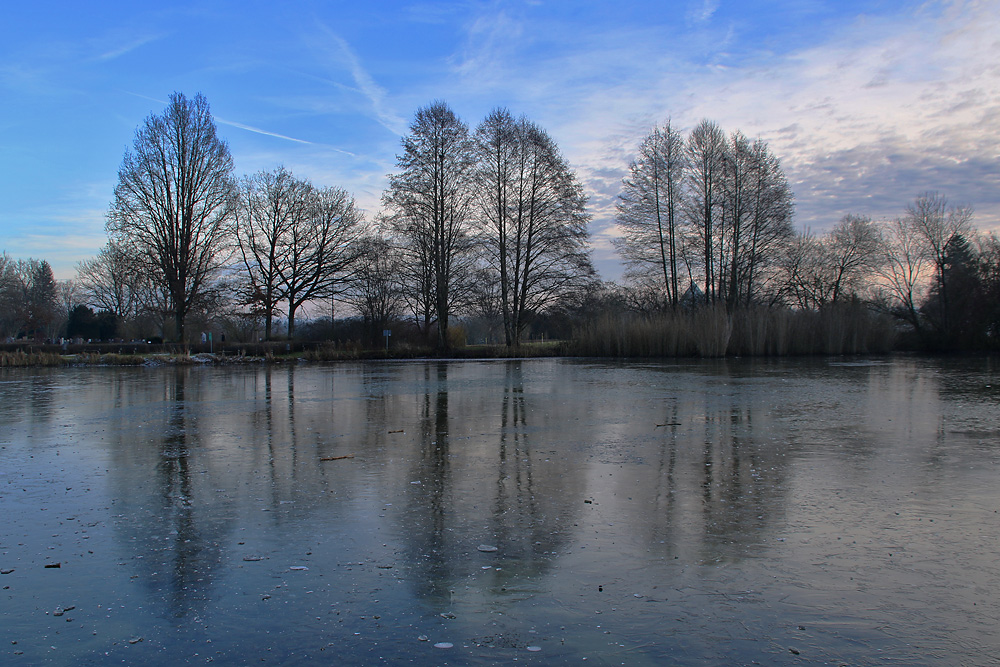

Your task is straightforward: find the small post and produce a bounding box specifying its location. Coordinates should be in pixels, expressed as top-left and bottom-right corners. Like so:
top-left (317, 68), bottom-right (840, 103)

top-left (383, 329), bottom-right (391, 352)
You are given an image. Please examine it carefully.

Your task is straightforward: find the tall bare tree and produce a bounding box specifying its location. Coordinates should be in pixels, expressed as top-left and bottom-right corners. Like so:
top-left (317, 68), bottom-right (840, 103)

top-left (905, 192), bottom-right (974, 337)
top-left (684, 119), bottom-right (727, 304)
top-left (383, 101), bottom-right (476, 350)
top-left (615, 120), bottom-right (687, 309)
top-left (877, 216), bottom-right (928, 329)
top-left (734, 136), bottom-right (795, 306)
top-left (0, 253), bottom-right (15, 338)
top-left (718, 131), bottom-right (755, 307)
top-left (705, 132), bottom-right (795, 308)
top-left (107, 92), bottom-right (235, 342)
top-left (234, 167), bottom-right (311, 339)
top-left (393, 212), bottom-right (437, 338)
top-left (473, 109), bottom-right (518, 339)
top-left (474, 109), bottom-right (594, 346)
top-left (278, 184), bottom-right (365, 338)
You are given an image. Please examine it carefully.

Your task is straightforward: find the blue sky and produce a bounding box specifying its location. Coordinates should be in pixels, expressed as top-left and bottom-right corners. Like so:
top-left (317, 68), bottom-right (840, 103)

top-left (2, 0), bottom-right (998, 280)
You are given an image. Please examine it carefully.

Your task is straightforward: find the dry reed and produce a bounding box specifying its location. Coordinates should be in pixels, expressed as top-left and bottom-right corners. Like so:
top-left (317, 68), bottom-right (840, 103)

top-left (0, 350), bottom-right (65, 367)
top-left (570, 303), bottom-right (894, 358)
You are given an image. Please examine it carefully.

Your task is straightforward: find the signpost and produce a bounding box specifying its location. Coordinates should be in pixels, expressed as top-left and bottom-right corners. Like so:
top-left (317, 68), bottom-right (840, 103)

top-left (383, 329), bottom-right (391, 352)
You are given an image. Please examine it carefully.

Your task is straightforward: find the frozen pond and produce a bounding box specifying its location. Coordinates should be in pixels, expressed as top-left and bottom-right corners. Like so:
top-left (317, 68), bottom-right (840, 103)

top-left (2, 358), bottom-right (1000, 665)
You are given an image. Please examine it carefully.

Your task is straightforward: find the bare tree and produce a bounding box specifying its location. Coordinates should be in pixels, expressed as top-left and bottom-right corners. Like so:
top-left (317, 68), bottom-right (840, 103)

top-left (781, 215), bottom-right (882, 309)
top-left (393, 214), bottom-right (437, 338)
top-left (711, 132), bottom-right (794, 308)
top-left (466, 265), bottom-right (504, 343)
top-left (684, 119), bottom-right (727, 304)
top-left (383, 101), bottom-right (476, 350)
top-left (341, 235), bottom-right (405, 343)
top-left (617, 120), bottom-right (791, 309)
top-left (821, 215), bottom-right (883, 304)
top-left (278, 183), bottom-right (366, 338)
top-left (905, 192), bottom-right (974, 336)
top-left (1, 259), bottom-right (30, 338)
top-left (738, 137), bottom-right (795, 306)
top-left (877, 216), bottom-right (928, 329)
top-left (615, 120), bottom-right (687, 309)
top-left (234, 167), bottom-right (311, 339)
top-left (0, 253), bottom-right (15, 338)
top-left (107, 92), bottom-right (235, 342)
top-left (777, 229), bottom-right (824, 309)
top-left (908, 193), bottom-right (974, 277)
top-left (474, 109), bottom-right (594, 346)
top-left (718, 131), bottom-right (755, 307)
top-left (473, 109), bottom-right (518, 338)
top-left (56, 279), bottom-right (82, 337)
top-left (76, 240), bottom-right (151, 325)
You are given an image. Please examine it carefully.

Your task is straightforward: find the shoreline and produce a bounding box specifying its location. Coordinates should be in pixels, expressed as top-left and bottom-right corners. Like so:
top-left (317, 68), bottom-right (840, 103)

top-left (0, 342), bottom-right (570, 367)
top-left (2, 347), bottom-right (988, 369)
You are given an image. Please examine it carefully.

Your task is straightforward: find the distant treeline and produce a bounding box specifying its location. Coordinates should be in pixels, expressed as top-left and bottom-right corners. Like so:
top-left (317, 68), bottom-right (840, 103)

top-left (2, 93), bottom-right (998, 356)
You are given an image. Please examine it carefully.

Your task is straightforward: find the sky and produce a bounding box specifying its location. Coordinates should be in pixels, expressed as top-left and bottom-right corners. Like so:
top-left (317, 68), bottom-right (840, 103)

top-left (1, 0), bottom-right (998, 281)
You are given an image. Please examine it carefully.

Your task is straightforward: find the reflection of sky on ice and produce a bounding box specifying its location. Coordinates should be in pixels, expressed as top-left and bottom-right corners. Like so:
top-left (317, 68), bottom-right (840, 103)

top-left (2, 358), bottom-right (1000, 664)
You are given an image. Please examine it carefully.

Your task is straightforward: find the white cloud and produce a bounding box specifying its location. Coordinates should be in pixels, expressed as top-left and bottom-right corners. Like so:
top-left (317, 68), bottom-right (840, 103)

top-left (5, 212), bottom-right (108, 279)
top-left (311, 24), bottom-right (409, 137)
top-left (433, 0), bottom-right (999, 279)
top-left (122, 90), bottom-right (168, 106)
top-left (8, 0), bottom-right (997, 283)
top-left (452, 9), bottom-right (525, 82)
top-left (217, 118), bottom-right (319, 148)
top-left (686, 0), bottom-right (720, 25)
top-left (94, 34), bottom-right (161, 62)
top-left (718, 0), bottom-right (1000, 224)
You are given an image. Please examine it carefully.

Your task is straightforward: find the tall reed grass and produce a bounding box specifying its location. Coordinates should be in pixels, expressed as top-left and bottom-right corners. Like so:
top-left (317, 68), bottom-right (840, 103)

top-left (569, 303), bottom-right (895, 358)
top-left (74, 352), bottom-right (148, 365)
top-left (0, 350), bottom-right (65, 367)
